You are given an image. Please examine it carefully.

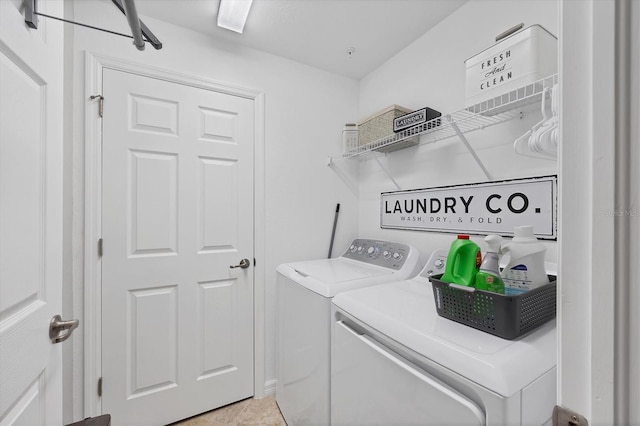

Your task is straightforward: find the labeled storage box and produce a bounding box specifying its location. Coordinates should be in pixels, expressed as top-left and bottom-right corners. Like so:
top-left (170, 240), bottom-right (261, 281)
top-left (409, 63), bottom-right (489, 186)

top-left (429, 274), bottom-right (557, 340)
top-left (393, 107), bottom-right (441, 133)
top-left (358, 105), bottom-right (415, 151)
top-left (465, 24), bottom-right (557, 106)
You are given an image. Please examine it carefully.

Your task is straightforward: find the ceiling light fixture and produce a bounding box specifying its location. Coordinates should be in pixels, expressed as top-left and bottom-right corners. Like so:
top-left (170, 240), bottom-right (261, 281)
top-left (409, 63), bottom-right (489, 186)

top-left (217, 0), bottom-right (254, 33)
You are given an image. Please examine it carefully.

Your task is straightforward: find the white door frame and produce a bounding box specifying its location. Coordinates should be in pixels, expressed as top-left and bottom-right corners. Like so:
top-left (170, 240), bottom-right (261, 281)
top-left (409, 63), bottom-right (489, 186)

top-left (83, 52), bottom-right (266, 417)
top-left (558, 0), bottom-right (638, 424)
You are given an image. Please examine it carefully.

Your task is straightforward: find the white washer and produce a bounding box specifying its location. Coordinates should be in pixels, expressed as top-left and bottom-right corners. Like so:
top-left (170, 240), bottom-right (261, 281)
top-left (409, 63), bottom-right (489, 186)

top-left (276, 239), bottom-right (420, 426)
top-left (331, 249), bottom-right (557, 426)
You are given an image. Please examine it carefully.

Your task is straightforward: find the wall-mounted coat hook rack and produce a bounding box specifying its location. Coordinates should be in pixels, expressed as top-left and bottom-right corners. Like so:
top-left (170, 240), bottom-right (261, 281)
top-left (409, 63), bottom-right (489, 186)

top-left (24, 0), bottom-right (162, 50)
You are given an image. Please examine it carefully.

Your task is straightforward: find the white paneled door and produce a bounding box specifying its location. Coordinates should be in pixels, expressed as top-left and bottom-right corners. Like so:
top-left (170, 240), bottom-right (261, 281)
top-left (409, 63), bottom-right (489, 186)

top-left (101, 69), bottom-right (255, 425)
top-left (0, 1), bottom-right (64, 425)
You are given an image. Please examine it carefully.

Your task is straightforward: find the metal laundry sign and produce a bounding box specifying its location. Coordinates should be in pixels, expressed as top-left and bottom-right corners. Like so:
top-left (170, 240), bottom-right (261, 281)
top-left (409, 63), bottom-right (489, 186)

top-left (380, 175), bottom-right (557, 239)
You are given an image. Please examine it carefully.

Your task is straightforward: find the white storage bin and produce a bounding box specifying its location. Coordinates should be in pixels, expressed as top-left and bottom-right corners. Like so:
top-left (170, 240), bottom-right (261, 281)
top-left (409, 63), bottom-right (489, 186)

top-left (465, 24), bottom-right (557, 107)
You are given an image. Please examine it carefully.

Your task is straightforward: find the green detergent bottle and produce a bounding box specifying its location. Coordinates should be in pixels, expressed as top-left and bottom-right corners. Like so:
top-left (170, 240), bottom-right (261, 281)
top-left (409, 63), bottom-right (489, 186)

top-left (441, 234), bottom-right (481, 287)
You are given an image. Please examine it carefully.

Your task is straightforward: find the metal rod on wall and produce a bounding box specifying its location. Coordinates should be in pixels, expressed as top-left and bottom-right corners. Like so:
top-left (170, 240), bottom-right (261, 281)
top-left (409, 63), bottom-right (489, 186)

top-left (121, 0), bottom-right (145, 51)
top-left (24, 0), bottom-right (38, 28)
top-left (111, 0), bottom-right (163, 49)
top-left (24, 0), bottom-right (162, 50)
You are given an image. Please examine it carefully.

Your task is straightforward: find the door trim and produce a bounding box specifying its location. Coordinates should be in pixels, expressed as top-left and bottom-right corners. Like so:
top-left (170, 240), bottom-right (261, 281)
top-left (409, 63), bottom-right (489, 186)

top-left (83, 52), bottom-right (266, 417)
top-left (558, 0), bottom-right (638, 423)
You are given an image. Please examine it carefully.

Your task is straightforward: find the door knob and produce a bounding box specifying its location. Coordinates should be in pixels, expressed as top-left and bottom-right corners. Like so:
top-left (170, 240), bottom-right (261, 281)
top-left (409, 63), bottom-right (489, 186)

top-left (49, 315), bottom-right (79, 344)
top-left (230, 258), bottom-right (250, 269)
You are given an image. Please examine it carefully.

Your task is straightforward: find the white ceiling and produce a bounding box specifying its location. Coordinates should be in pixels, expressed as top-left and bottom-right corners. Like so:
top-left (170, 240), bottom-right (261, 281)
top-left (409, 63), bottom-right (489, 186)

top-left (136, 0), bottom-right (468, 79)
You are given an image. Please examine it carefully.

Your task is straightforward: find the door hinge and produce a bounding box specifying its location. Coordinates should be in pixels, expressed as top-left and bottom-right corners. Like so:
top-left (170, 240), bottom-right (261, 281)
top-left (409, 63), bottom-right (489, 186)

top-left (97, 377), bottom-right (103, 397)
top-left (90, 95), bottom-right (104, 117)
top-left (98, 238), bottom-right (103, 257)
top-left (553, 405), bottom-right (588, 426)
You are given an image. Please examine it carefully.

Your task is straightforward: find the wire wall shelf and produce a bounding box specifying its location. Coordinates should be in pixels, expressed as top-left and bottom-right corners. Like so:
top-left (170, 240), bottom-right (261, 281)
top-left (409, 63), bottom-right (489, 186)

top-left (331, 74), bottom-right (559, 162)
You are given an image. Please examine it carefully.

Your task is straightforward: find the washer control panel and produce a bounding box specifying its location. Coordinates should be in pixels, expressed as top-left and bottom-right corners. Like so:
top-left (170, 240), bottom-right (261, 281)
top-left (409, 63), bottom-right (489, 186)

top-left (342, 239), bottom-right (413, 270)
top-left (420, 249), bottom-right (449, 278)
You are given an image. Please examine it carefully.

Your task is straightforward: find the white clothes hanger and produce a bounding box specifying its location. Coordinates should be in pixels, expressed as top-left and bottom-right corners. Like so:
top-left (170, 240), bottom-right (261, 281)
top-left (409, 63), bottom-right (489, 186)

top-left (514, 85), bottom-right (558, 159)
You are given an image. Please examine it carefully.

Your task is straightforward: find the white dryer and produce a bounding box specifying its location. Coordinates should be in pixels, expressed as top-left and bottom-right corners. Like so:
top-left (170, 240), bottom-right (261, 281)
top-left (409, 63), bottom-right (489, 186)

top-left (331, 250), bottom-right (557, 426)
top-left (276, 239), bottom-right (420, 426)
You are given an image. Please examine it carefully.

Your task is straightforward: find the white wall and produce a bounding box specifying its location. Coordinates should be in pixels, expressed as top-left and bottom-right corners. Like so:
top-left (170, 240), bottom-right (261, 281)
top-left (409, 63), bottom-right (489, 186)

top-left (66, 1), bottom-right (359, 420)
top-left (356, 0), bottom-right (559, 266)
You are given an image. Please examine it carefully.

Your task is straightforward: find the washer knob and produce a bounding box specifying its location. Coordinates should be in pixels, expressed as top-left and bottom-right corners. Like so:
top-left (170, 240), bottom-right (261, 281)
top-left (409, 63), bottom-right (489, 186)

top-left (434, 259), bottom-right (445, 269)
top-left (357, 246), bottom-right (364, 254)
top-left (383, 250), bottom-right (391, 259)
top-left (367, 246), bottom-right (379, 257)
top-left (392, 252), bottom-right (403, 261)
top-left (349, 244), bottom-right (357, 252)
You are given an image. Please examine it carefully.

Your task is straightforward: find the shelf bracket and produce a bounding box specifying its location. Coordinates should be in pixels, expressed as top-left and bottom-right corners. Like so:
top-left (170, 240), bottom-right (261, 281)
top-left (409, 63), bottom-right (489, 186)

top-left (373, 156), bottom-right (401, 190)
top-left (328, 154), bottom-right (401, 192)
top-left (327, 158), bottom-right (359, 197)
top-left (448, 116), bottom-right (493, 181)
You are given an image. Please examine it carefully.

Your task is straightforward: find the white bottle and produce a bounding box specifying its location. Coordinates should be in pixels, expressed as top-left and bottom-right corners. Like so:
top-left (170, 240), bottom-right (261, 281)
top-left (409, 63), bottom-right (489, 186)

top-left (501, 226), bottom-right (549, 295)
top-left (342, 123), bottom-right (359, 153)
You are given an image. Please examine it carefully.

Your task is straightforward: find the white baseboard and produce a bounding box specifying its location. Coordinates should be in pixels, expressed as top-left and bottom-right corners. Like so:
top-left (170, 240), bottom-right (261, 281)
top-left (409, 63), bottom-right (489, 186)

top-left (263, 379), bottom-right (277, 397)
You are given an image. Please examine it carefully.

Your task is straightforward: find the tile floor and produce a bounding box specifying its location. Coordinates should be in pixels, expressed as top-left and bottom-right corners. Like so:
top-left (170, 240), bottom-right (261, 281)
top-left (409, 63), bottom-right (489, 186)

top-left (173, 396), bottom-right (286, 426)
